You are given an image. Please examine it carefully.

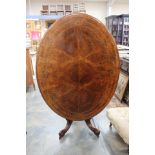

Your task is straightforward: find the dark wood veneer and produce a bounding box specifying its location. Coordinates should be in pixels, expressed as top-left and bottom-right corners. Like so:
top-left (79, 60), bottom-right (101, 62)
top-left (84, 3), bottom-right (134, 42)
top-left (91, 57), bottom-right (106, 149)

top-left (36, 13), bottom-right (120, 121)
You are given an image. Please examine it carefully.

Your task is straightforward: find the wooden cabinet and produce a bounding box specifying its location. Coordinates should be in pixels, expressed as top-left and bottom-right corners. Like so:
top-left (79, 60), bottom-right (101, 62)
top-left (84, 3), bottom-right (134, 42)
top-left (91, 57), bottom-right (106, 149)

top-left (106, 14), bottom-right (129, 46)
top-left (26, 48), bottom-right (35, 90)
top-left (115, 58), bottom-right (129, 104)
top-left (120, 58), bottom-right (129, 104)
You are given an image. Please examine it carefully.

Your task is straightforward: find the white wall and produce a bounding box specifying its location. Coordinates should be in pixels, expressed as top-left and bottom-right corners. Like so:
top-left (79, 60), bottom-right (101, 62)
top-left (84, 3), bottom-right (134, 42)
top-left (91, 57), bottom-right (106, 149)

top-left (26, 0), bottom-right (107, 23)
top-left (26, 0), bottom-right (129, 23)
top-left (85, 1), bottom-right (107, 23)
top-left (26, 0), bottom-right (30, 15)
top-left (26, 0), bottom-right (42, 16)
top-left (111, 1), bottom-right (129, 15)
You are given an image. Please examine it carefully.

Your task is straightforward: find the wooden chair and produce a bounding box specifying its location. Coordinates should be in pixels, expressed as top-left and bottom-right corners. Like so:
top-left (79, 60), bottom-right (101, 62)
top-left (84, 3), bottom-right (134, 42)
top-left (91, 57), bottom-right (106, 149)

top-left (41, 5), bottom-right (49, 15)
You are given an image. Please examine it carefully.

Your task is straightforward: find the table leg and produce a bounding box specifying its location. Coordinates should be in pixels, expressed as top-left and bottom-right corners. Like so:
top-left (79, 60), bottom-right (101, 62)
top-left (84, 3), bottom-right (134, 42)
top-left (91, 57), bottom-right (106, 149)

top-left (59, 119), bottom-right (73, 139)
top-left (85, 119), bottom-right (100, 137)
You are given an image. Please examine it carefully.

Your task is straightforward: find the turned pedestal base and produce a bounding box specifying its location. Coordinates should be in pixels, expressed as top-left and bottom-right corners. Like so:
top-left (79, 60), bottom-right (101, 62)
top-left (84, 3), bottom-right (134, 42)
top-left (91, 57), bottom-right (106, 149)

top-left (59, 119), bottom-right (100, 139)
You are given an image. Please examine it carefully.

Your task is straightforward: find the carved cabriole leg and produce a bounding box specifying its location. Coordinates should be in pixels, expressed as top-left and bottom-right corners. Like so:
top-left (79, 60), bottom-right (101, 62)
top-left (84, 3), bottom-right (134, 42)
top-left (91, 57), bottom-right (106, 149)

top-left (59, 119), bottom-right (73, 139)
top-left (85, 119), bottom-right (100, 137)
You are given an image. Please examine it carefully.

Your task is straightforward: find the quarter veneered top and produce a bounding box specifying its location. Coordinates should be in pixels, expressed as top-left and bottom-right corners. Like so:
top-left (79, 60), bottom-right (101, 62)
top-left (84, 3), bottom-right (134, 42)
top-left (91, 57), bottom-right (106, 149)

top-left (36, 13), bottom-right (120, 120)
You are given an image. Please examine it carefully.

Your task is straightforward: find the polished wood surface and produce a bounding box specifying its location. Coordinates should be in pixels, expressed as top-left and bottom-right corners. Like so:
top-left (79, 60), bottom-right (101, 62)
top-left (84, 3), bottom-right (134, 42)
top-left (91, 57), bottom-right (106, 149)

top-left (36, 14), bottom-right (120, 121)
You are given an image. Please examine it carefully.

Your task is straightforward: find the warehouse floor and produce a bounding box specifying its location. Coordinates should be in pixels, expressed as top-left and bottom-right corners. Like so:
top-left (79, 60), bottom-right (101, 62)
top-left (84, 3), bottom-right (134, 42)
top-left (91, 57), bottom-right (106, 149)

top-left (26, 78), bottom-right (129, 155)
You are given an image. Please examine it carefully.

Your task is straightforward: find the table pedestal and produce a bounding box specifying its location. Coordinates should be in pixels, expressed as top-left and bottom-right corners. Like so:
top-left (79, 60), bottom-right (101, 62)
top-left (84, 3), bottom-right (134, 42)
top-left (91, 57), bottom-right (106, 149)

top-left (59, 119), bottom-right (100, 139)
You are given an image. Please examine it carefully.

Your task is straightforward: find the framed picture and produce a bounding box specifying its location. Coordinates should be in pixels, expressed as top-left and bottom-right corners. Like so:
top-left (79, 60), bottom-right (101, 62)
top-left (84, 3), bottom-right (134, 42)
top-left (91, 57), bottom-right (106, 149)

top-left (115, 71), bottom-right (129, 101)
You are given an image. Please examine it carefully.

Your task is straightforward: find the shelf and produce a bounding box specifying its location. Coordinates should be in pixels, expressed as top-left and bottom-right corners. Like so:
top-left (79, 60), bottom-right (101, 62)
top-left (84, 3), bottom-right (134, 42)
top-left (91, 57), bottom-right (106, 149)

top-left (26, 15), bottom-right (63, 20)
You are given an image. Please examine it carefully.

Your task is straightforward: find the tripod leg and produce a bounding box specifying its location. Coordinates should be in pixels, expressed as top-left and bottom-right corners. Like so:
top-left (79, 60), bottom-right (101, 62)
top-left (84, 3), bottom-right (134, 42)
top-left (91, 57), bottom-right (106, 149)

top-left (85, 119), bottom-right (100, 137)
top-left (59, 119), bottom-right (73, 139)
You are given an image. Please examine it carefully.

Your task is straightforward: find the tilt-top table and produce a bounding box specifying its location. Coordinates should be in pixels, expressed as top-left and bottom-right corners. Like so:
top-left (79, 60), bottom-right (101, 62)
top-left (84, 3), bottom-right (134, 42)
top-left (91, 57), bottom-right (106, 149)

top-left (36, 13), bottom-right (120, 139)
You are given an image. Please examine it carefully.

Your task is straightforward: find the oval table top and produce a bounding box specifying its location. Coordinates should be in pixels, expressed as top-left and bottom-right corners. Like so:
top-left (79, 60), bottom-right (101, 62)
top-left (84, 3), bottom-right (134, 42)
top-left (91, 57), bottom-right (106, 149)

top-left (36, 13), bottom-right (120, 121)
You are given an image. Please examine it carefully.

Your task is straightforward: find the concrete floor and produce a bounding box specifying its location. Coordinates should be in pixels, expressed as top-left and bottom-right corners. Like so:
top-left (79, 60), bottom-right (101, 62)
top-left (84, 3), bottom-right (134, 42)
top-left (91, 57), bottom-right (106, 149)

top-left (27, 54), bottom-right (128, 155)
top-left (26, 81), bottom-right (128, 155)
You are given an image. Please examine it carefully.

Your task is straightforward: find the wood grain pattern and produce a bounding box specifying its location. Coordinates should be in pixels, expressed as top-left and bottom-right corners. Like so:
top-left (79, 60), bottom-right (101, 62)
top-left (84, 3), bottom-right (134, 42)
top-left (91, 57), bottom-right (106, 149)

top-left (36, 13), bottom-right (120, 121)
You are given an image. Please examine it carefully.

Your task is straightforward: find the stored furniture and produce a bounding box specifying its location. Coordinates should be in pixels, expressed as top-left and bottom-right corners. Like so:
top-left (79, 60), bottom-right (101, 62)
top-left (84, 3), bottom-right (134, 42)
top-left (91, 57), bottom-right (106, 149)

top-left (40, 5), bottom-right (49, 15)
top-left (106, 14), bottom-right (129, 46)
top-left (49, 4), bottom-right (57, 15)
top-left (40, 3), bottom-right (86, 15)
top-left (115, 71), bottom-right (129, 104)
top-left (107, 107), bottom-right (129, 145)
top-left (65, 5), bottom-right (72, 15)
top-left (26, 48), bottom-right (35, 90)
top-left (117, 45), bottom-right (129, 104)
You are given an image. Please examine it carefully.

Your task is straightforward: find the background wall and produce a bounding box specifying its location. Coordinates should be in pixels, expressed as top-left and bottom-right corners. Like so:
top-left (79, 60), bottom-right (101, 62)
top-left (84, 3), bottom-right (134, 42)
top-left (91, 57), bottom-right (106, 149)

top-left (85, 1), bottom-right (107, 23)
top-left (111, 1), bottom-right (129, 15)
top-left (26, 0), bottom-right (129, 24)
